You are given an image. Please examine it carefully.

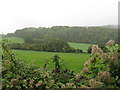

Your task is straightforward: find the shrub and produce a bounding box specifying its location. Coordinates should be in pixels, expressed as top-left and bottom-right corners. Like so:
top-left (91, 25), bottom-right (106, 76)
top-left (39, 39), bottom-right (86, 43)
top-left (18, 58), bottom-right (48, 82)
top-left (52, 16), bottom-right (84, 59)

top-left (87, 45), bottom-right (92, 53)
top-left (79, 40), bottom-right (120, 88)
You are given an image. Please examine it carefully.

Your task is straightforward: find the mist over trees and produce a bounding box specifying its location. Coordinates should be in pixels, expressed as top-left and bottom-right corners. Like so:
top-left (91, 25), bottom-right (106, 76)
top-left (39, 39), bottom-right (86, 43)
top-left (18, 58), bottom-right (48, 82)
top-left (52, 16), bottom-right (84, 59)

top-left (7, 25), bottom-right (118, 44)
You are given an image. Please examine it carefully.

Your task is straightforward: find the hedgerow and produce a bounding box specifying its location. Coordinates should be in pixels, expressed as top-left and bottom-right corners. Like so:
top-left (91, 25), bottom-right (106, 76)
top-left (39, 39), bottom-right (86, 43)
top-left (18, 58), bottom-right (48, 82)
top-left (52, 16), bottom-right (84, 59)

top-left (11, 38), bottom-right (83, 53)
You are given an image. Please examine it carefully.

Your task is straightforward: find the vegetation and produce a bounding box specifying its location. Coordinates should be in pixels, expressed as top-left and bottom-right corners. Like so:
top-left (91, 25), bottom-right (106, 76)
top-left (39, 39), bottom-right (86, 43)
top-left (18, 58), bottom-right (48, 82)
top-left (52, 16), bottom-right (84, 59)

top-left (3, 37), bottom-right (91, 52)
top-left (87, 44), bottom-right (109, 54)
top-left (7, 37), bottom-right (24, 44)
top-left (4, 37), bottom-right (91, 53)
top-left (11, 38), bottom-right (83, 53)
top-left (1, 37), bottom-right (120, 89)
top-left (1, 38), bottom-right (77, 89)
top-left (6, 25), bottom-right (117, 53)
top-left (7, 26), bottom-right (118, 44)
top-left (79, 40), bottom-right (120, 88)
top-left (68, 42), bottom-right (92, 52)
top-left (13, 50), bottom-right (90, 73)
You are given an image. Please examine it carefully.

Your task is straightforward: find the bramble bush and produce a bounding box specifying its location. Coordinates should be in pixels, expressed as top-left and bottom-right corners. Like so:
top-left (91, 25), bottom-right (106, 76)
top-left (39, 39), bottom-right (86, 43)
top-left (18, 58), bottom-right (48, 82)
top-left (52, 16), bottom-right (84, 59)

top-left (1, 38), bottom-right (120, 89)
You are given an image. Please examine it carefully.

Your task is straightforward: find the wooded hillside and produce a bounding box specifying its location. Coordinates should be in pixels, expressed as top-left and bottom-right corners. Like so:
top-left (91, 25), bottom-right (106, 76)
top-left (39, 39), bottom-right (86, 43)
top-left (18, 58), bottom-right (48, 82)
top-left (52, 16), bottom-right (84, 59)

top-left (7, 25), bottom-right (118, 44)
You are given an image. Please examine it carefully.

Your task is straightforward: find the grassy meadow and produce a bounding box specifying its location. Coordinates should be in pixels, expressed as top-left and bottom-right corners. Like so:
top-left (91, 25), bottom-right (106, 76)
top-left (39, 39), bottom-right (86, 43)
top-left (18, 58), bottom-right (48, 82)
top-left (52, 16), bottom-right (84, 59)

top-left (13, 50), bottom-right (90, 73)
top-left (68, 42), bottom-right (92, 52)
top-left (7, 37), bottom-right (91, 73)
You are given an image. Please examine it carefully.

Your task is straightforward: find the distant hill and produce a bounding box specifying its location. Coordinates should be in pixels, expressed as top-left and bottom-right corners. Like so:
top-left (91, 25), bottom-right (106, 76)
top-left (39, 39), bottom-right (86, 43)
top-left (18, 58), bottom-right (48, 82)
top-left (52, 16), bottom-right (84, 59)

top-left (103, 25), bottom-right (118, 29)
top-left (6, 25), bottom-right (118, 44)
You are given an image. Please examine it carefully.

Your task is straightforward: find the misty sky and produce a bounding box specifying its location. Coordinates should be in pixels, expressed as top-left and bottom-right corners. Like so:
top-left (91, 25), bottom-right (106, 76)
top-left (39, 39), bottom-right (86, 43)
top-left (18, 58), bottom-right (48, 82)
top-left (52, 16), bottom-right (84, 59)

top-left (0, 0), bottom-right (119, 34)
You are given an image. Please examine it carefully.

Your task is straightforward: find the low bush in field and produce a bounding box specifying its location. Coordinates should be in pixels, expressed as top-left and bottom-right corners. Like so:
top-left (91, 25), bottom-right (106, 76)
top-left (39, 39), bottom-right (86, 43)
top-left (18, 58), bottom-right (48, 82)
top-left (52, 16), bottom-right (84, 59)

top-left (1, 38), bottom-right (120, 89)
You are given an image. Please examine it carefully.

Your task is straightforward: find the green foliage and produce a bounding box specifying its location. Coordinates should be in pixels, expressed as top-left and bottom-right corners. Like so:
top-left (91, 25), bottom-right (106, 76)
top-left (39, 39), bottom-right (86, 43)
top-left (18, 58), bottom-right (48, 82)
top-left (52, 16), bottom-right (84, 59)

top-left (79, 41), bottom-right (120, 88)
top-left (87, 45), bottom-right (92, 54)
top-left (87, 44), bottom-right (109, 54)
top-left (1, 38), bottom-right (120, 89)
top-left (98, 44), bottom-right (109, 52)
top-left (47, 38), bottom-right (71, 52)
top-left (7, 26), bottom-right (118, 44)
top-left (7, 37), bottom-right (24, 44)
top-left (11, 38), bottom-right (83, 53)
top-left (1, 38), bottom-right (75, 89)
top-left (46, 55), bottom-right (75, 84)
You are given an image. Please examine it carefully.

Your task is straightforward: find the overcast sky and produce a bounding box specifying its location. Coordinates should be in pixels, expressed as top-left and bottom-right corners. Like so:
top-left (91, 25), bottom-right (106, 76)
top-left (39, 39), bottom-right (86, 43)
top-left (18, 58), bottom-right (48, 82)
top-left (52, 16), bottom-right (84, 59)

top-left (0, 0), bottom-right (119, 34)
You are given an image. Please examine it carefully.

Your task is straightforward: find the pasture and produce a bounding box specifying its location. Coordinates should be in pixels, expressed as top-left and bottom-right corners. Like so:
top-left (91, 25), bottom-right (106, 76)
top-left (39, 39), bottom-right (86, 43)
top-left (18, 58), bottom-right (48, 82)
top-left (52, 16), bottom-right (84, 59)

top-left (68, 42), bottom-right (92, 52)
top-left (8, 37), bottom-right (91, 73)
top-left (13, 50), bottom-right (90, 73)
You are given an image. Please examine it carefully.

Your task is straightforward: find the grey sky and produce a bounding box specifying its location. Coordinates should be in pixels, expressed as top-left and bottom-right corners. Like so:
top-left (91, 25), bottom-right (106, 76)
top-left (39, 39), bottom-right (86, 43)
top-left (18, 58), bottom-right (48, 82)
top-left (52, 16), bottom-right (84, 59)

top-left (0, 0), bottom-right (119, 34)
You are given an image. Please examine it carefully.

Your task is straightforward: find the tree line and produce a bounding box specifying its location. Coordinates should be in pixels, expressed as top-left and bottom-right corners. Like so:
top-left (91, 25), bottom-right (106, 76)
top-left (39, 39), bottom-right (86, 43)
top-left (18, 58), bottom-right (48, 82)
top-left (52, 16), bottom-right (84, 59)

top-left (11, 38), bottom-right (83, 53)
top-left (7, 25), bottom-right (118, 44)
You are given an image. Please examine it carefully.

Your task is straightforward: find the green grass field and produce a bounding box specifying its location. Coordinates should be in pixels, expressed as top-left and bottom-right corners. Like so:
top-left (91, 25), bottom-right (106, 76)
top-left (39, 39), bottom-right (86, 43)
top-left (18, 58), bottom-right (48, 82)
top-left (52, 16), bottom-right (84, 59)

top-left (13, 50), bottom-right (90, 73)
top-left (7, 37), bottom-right (91, 73)
top-left (68, 42), bottom-right (92, 52)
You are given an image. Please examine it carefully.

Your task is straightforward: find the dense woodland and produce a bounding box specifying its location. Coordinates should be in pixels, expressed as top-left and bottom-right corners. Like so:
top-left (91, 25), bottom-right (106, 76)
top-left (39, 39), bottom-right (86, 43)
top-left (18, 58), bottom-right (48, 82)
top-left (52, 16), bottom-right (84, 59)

top-left (7, 25), bottom-right (118, 44)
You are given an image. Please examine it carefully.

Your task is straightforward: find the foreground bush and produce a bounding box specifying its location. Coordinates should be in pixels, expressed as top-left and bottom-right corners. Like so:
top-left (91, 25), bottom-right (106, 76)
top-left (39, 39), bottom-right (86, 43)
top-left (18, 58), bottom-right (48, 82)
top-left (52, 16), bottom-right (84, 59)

top-left (78, 40), bottom-right (120, 88)
top-left (1, 38), bottom-right (75, 89)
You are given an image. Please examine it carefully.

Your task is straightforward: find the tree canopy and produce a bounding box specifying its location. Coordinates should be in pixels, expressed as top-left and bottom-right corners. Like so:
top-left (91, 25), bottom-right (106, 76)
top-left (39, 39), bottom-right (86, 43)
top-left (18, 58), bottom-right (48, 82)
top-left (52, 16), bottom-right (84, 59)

top-left (7, 25), bottom-right (118, 44)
